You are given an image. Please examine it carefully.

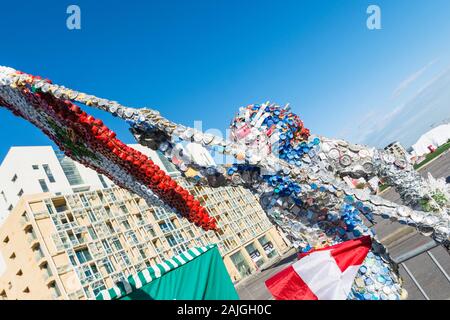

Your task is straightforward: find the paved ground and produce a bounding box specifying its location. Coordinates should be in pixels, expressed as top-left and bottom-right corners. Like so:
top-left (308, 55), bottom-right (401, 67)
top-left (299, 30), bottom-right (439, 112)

top-left (237, 151), bottom-right (450, 300)
top-left (236, 249), bottom-right (298, 300)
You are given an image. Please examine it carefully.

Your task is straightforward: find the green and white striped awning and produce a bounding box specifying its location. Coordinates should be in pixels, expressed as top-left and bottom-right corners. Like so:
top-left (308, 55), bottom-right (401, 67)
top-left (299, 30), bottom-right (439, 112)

top-left (96, 245), bottom-right (216, 300)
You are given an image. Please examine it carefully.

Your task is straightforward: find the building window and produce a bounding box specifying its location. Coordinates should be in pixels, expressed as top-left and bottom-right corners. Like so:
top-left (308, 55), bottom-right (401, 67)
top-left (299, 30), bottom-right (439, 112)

top-left (86, 209), bottom-right (97, 223)
top-left (112, 238), bottom-right (123, 251)
top-left (166, 235), bottom-right (177, 247)
top-left (38, 179), bottom-right (49, 192)
top-left (23, 287), bottom-right (30, 293)
top-left (121, 220), bottom-right (131, 231)
top-left (159, 221), bottom-right (173, 233)
top-left (127, 231), bottom-right (139, 244)
top-left (17, 189), bottom-right (24, 197)
top-left (101, 240), bottom-right (112, 252)
top-left (11, 174), bottom-right (17, 182)
top-left (100, 258), bottom-right (115, 274)
top-left (80, 195), bottom-right (90, 207)
top-left (0, 290), bottom-right (6, 300)
top-left (145, 226), bottom-right (156, 237)
top-left (9, 253), bottom-right (15, 259)
top-left (75, 248), bottom-right (93, 264)
top-left (119, 205), bottom-right (129, 214)
top-left (45, 203), bottom-right (54, 214)
top-left (98, 174), bottom-right (108, 189)
top-left (3, 236), bottom-right (9, 244)
top-left (16, 270), bottom-right (23, 276)
top-left (118, 251), bottom-right (131, 265)
top-left (138, 248), bottom-right (147, 260)
top-left (92, 281), bottom-right (106, 298)
top-left (105, 221), bottom-right (115, 233)
top-left (69, 255), bottom-right (77, 266)
top-left (48, 281), bottom-right (61, 298)
top-left (87, 227), bottom-right (97, 240)
top-left (42, 164), bottom-right (56, 183)
top-left (7, 205), bottom-right (13, 211)
top-left (258, 236), bottom-right (277, 259)
top-left (40, 262), bottom-right (53, 277)
top-left (32, 165), bottom-right (39, 170)
top-left (0, 191), bottom-right (7, 203)
top-left (245, 243), bottom-right (265, 268)
top-left (230, 251), bottom-right (252, 279)
top-left (156, 151), bottom-right (178, 173)
top-left (32, 244), bottom-right (45, 260)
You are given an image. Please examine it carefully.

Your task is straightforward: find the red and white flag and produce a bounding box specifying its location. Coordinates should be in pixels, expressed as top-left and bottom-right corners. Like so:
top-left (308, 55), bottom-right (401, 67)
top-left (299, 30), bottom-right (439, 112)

top-left (265, 236), bottom-right (372, 300)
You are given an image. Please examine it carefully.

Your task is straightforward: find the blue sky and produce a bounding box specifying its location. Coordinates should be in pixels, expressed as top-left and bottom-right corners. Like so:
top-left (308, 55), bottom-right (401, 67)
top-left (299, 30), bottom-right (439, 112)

top-left (1, 0), bottom-right (450, 161)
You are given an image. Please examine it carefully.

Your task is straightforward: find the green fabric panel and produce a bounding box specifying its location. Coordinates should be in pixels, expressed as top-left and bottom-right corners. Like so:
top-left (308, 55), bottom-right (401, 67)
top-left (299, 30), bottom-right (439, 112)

top-left (119, 247), bottom-right (239, 300)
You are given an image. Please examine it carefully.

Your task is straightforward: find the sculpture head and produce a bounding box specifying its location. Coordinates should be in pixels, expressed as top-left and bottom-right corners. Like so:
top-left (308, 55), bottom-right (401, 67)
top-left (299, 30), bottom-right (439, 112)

top-left (229, 102), bottom-right (315, 165)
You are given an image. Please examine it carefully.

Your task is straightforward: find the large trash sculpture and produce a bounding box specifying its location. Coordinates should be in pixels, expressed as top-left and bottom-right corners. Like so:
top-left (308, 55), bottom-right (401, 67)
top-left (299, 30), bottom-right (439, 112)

top-left (1, 66), bottom-right (449, 300)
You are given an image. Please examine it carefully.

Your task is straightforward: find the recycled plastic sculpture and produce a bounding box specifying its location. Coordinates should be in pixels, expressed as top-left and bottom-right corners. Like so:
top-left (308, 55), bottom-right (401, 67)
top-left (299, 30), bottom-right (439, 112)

top-left (1, 66), bottom-right (449, 300)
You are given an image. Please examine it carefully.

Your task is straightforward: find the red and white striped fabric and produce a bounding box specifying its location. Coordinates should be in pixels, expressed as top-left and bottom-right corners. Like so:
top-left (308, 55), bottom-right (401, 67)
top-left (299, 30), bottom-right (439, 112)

top-left (265, 236), bottom-right (372, 300)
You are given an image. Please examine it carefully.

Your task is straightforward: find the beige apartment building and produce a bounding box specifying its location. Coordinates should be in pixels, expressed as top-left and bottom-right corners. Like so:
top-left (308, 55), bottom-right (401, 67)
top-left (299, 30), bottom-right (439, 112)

top-left (0, 179), bottom-right (290, 300)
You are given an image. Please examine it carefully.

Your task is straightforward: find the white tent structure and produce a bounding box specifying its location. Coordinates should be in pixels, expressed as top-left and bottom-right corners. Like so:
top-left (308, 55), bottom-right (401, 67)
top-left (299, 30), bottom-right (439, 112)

top-left (411, 123), bottom-right (450, 156)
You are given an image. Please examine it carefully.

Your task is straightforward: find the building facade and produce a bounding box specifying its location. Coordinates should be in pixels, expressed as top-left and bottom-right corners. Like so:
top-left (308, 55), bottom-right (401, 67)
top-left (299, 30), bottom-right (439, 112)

top-left (0, 144), bottom-right (290, 300)
top-left (0, 182), bottom-right (289, 300)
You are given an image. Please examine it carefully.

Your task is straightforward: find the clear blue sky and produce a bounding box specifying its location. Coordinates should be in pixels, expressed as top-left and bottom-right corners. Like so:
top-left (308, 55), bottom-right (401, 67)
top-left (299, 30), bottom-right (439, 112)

top-left (1, 0), bottom-right (450, 161)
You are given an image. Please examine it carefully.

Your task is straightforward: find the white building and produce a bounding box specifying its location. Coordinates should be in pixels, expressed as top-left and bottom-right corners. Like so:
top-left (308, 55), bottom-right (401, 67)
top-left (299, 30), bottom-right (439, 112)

top-left (0, 144), bottom-right (187, 225)
top-left (411, 123), bottom-right (450, 156)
